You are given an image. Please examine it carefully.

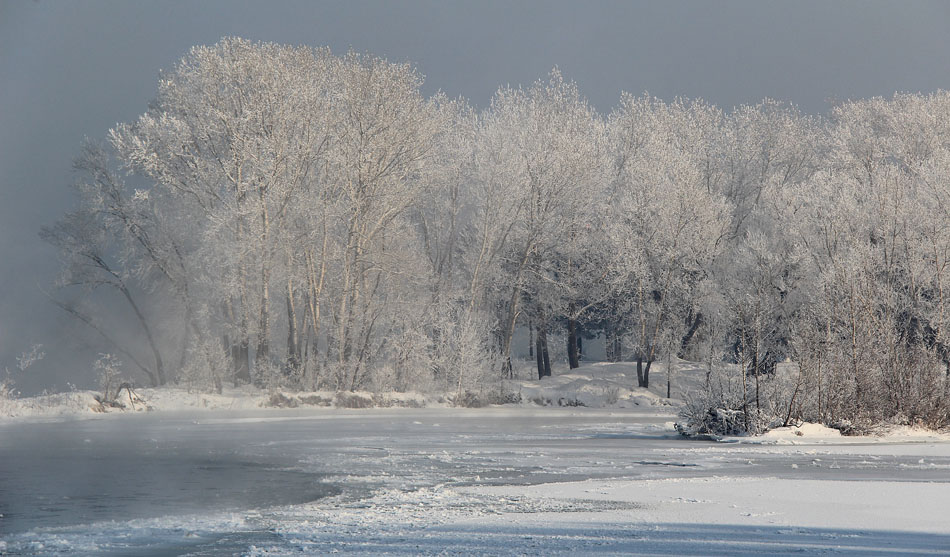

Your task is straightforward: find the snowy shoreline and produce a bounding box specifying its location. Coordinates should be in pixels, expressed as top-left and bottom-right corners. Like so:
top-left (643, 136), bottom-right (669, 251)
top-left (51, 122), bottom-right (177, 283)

top-left (0, 361), bottom-right (677, 421)
top-left (4, 360), bottom-right (948, 443)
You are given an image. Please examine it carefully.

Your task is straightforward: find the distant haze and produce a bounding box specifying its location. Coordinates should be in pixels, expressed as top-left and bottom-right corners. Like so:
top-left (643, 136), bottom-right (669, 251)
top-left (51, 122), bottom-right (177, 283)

top-left (2, 0), bottom-right (950, 393)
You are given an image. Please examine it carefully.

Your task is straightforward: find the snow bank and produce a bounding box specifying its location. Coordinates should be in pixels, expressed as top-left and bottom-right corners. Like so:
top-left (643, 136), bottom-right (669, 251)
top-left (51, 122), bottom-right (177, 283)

top-left (5, 359), bottom-right (948, 447)
top-left (1, 359), bottom-right (686, 421)
top-left (0, 386), bottom-right (435, 420)
top-left (728, 421), bottom-right (950, 445)
top-left (760, 422), bottom-right (842, 440)
top-left (506, 361), bottom-right (680, 409)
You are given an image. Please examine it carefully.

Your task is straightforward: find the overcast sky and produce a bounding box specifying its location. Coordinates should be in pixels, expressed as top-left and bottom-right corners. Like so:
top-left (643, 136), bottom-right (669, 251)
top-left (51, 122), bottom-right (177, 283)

top-left (2, 0), bottom-right (950, 391)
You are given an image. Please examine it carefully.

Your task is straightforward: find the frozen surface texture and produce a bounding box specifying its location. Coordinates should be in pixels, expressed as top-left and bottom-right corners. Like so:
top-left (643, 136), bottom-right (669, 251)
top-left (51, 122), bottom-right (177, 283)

top-left (2, 405), bottom-right (949, 555)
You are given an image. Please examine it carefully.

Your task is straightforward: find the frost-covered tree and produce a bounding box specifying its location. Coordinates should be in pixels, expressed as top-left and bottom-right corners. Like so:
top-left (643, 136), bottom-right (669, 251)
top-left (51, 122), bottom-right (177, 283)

top-left (110, 38), bottom-right (339, 383)
top-left (318, 52), bottom-right (449, 389)
top-left (804, 93), bottom-right (950, 425)
top-left (475, 70), bottom-right (604, 378)
top-left (43, 37), bottom-right (950, 428)
top-left (606, 95), bottom-right (728, 388)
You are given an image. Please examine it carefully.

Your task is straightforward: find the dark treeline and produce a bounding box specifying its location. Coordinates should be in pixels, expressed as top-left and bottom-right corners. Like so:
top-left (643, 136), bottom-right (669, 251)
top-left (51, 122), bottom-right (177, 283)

top-left (44, 38), bottom-right (950, 429)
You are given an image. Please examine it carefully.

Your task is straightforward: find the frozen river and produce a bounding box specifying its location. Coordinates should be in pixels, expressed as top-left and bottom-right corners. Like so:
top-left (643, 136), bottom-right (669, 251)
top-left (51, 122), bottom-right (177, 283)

top-left (3, 408), bottom-right (950, 555)
top-left (0, 409), bottom-right (675, 535)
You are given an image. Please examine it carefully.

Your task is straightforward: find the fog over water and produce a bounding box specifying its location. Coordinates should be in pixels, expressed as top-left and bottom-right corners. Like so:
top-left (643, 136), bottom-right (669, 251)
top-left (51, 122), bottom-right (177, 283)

top-left (2, 0), bottom-right (950, 393)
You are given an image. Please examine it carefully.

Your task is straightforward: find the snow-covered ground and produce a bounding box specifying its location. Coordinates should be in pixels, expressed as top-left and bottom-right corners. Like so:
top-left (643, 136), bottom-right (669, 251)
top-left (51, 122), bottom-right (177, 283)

top-left (0, 361), bottom-right (683, 420)
top-left (2, 362), bottom-right (950, 555)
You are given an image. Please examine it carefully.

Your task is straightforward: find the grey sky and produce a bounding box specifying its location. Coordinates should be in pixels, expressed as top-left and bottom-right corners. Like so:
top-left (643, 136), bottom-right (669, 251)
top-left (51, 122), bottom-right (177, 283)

top-left (2, 0), bottom-right (950, 392)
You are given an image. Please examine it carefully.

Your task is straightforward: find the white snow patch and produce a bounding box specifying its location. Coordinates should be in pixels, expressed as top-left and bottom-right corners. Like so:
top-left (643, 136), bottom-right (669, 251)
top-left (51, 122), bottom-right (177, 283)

top-left (506, 361), bottom-right (682, 410)
top-left (761, 421), bottom-right (843, 441)
top-left (2, 360), bottom-right (688, 422)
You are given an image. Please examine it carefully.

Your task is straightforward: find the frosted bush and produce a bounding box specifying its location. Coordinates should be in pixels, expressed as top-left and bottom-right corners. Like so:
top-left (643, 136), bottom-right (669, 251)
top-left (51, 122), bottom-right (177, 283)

top-left (94, 354), bottom-right (126, 403)
top-left (678, 364), bottom-right (775, 436)
top-left (16, 344), bottom-right (45, 372)
top-left (256, 358), bottom-right (298, 392)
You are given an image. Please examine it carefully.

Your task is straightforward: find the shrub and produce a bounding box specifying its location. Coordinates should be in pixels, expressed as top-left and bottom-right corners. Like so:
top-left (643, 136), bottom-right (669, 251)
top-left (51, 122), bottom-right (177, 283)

top-left (95, 354), bottom-right (125, 403)
top-left (263, 392), bottom-right (299, 408)
top-left (298, 394), bottom-right (333, 407)
top-left (677, 364), bottom-right (774, 436)
top-left (449, 390), bottom-right (482, 408)
top-left (487, 388), bottom-right (522, 405)
top-left (530, 396), bottom-right (552, 406)
top-left (557, 396), bottom-right (585, 407)
top-left (335, 392), bottom-right (374, 408)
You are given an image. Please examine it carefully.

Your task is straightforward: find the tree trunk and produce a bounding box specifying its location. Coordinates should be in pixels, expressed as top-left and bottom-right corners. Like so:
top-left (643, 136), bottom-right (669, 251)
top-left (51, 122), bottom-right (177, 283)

top-left (567, 315), bottom-right (580, 369)
top-left (235, 268), bottom-right (251, 384)
top-left (679, 312), bottom-right (703, 356)
top-left (666, 344), bottom-right (672, 399)
top-left (177, 302), bottom-right (194, 374)
top-left (500, 287), bottom-right (522, 379)
top-left (535, 330), bottom-right (544, 378)
top-left (607, 326), bottom-right (622, 363)
top-left (118, 283), bottom-right (166, 385)
top-left (542, 331), bottom-right (551, 378)
top-left (501, 245), bottom-right (533, 378)
top-left (286, 290), bottom-right (299, 373)
top-left (236, 337), bottom-right (250, 384)
top-left (637, 351), bottom-right (643, 387)
top-left (606, 329), bottom-right (614, 362)
top-left (305, 237), bottom-right (328, 367)
top-left (256, 191), bottom-right (271, 369)
top-left (528, 319), bottom-right (534, 359)
top-left (536, 324), bottom-right (551, 379)
top-left (848, 279), bottom-right (862, 416)
top-left (254, 284), bottom-right (270, 365)
top-left (233, 178), bottom-right (251, 384)
top-left (753, 315), bottom-right (761, 417)
top-left (739, 328), bottom-right (749, 432)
